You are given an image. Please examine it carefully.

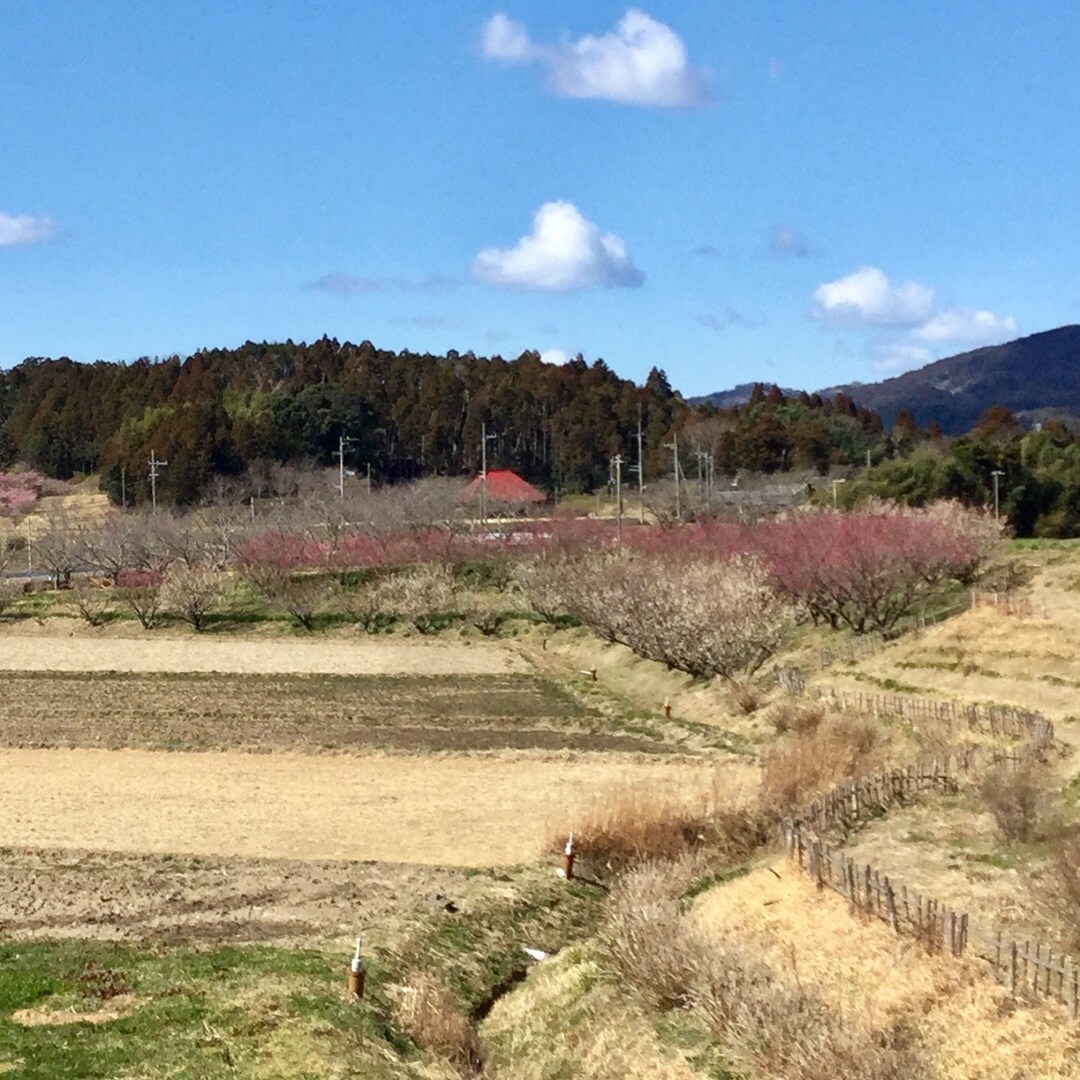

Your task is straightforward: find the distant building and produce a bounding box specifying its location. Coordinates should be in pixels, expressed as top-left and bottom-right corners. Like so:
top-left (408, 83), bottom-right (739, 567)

top-left (460, 468), bottom-right (545, 508)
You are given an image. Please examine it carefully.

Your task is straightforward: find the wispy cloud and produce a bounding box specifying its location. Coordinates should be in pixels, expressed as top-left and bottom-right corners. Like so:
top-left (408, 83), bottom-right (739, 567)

top-left (473, 201), bottom-right (643, 292)
top-left (306, 272), bottom-right (461, 298)
top-left (0, 211), bottom-right (58, 247)
top-left (391, 314), bottom-right (462, 331)
top-left (695, 307), bottom-right (763, 333)
top-left (769, 225), bottom-right (813, 259)
top-left (869, 340), bottom-right (933, 373)
top-left (481, 10), bottom-right (711, 109)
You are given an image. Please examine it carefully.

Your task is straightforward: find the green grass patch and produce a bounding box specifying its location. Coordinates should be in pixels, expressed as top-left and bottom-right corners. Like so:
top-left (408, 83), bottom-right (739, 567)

top-left (0, 940), bottom-right (426, 1080)
top-left (680, 863), bottom-right (752, 907)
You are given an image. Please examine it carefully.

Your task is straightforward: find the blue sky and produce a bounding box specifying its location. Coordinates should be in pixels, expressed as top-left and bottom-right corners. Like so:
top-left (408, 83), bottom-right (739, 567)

top-left (2, 1), bottom-right (1079, 396)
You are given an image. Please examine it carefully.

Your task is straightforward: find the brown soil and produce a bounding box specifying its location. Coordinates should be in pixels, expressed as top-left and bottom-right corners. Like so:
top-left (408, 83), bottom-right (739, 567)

top-left (0, 748), bottom-right (736, 866)
top-left (0, 846), bottom-right (483, 944)
top-left (0, 671), bottom-right (671, 755)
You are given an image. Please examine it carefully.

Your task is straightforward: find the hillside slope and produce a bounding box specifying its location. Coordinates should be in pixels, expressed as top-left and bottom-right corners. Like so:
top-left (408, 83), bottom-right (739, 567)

top-left (827, 325), bottom-right (1080, 432)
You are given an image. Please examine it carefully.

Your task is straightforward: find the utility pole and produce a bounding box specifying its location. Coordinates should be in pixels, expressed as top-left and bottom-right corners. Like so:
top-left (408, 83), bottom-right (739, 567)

top-left (366, 462), bottom-right (372, 497)
top-left (120, 464), bottom-right (126, 508)
top-left (636, 405), bottom-right (645, 524)
top-left (148, 450), bottom-right (168, 512)
top-left (611, 454), bottom-right (624, 544)
top-left (991, 470), bottom-right (1005, 518)
top-left (334, 434), bottom-right (355, 500)
top-left (663, 433), bottom-right (681, 520)
top-left (25, 518), bottom-right (32, 575)
top-left (480, 422), bottom-right (497, 525)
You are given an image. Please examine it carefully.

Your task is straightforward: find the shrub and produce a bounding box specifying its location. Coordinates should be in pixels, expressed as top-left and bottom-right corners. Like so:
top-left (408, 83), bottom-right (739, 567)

top-left (337, 577), bottom-right (393, 632)
top-left (760, 715), bottom-right (884, 818)
top-left (560, 783), bottom-right (712, 878)
top-left (553, 777), bottom-right (770, 880)
top-left (766, 698), bottom-right (826, 736)
top-left (978, 762), bottom-right (1054, 843)
top-left (380, 564), bottom-right (457, 633)
top-left (241, 563), bottom-right (333, 630)
top-left (599, 861), bottom-right (706, 1010)
top-left (1042, 827), bottom-right (1080, 953)
top-left (512, 554), bottom-right (578, 624)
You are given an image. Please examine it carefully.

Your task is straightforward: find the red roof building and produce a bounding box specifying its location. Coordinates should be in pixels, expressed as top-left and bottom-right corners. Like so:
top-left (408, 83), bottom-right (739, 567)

top-left (461, 468), bottom-right (545, 505)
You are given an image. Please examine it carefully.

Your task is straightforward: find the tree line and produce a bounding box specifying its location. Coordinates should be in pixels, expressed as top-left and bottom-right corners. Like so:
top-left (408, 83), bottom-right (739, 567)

top-left (0, 340), bottom-right (882, 506)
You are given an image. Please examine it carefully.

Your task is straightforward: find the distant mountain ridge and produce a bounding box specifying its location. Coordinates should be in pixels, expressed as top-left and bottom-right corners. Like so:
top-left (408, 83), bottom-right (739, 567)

top-left (696, 326), bottom-right (1080, 434)
top-left (822, 326), bottom-right (1080, 433)
top-left (690, 382), bottom-right (800, 409)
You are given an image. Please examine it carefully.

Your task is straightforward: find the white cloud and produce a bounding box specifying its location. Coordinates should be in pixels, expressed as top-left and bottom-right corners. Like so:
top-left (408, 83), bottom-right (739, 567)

top-left (480, 9), bottom-right (711, 109)
top-left (0, 212), bottom-right (58, 247)
top-left (766, 57), bottom-right (784, 78)
top-left (472, 201), bottom-right (644, 292)
top-left (913, 308), bottom-right (1017, 346)
top-left (811, 266), bottom-right (1018, 375)
top-left (481, 13), bottom-right (536, 61)
top-left (540, 348), bottom-right (572, 365)
top-left (811, 266), bottom-right (935, 328)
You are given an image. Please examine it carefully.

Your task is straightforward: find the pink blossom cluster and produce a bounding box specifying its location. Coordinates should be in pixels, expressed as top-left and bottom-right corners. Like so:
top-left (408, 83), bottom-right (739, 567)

top-left (0, 471), bottom-right (44, 516)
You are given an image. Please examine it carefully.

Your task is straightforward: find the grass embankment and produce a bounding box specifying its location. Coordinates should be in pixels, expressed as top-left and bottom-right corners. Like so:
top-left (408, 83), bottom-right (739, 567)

top-left (0, 870), bottom-right (606, 1079)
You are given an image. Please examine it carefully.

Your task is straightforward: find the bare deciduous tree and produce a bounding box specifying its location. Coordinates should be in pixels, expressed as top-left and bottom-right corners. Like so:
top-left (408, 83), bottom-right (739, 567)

top-left (159, 562), bottom-right (228, 631)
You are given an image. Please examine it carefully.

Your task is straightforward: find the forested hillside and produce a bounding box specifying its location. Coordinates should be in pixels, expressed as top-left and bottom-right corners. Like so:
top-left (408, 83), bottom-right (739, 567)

top-left (0, 341), bottom-right (883, 506)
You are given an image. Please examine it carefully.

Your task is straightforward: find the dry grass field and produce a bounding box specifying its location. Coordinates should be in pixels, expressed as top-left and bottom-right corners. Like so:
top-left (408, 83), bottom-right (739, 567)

top-left (0, 630), bottom-right (529, 676)
top-left (0, 747), bottom-right (733, 866)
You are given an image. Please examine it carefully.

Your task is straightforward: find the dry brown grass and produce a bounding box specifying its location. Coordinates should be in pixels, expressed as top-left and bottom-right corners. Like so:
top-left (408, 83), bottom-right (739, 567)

top-left (765, 697), bottom-right (827, 736)
top-left (550, 766), bottom-right (764, 878)
top-left (759, 713), bottom-right (887, 817)
top-left (693, 863), bottom-right (1080, 1080)
top-left (396, 971), bottom-right (484, 1076)
top-left (602, 862), bottom-right (934, 1080)
top-left (0, 628), bottom-right (530, 675)
top-left (481, 943), bottom-right (703, 1080)
top-left (0, 748), bottom-right (730, 866)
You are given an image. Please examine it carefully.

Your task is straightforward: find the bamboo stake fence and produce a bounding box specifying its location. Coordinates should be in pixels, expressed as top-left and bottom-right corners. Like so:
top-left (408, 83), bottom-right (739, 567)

top-left (780, 692), bottom-right (1072, 1016)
